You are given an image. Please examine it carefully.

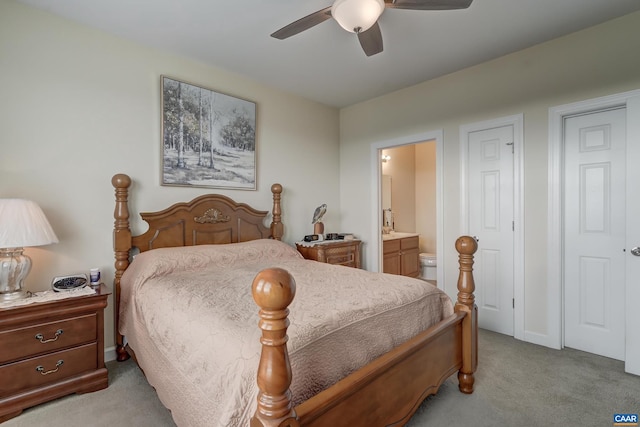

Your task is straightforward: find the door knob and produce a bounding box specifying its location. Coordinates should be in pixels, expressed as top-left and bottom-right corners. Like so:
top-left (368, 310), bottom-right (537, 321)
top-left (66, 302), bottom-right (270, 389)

top-left (631, 247), bottom-right (640, 256)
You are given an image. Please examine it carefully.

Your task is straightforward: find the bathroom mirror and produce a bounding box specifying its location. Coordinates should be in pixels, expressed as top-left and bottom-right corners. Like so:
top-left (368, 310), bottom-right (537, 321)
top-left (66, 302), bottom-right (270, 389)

top-left (382, 175), bottom-right (392, 210)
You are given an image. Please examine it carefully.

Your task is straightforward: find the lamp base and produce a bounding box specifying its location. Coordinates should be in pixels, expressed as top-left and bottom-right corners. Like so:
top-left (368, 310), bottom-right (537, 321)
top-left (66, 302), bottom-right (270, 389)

top-left (0, 289), bottom-right (28, 302)
top-left (0, 247), bottom-right (32, 302)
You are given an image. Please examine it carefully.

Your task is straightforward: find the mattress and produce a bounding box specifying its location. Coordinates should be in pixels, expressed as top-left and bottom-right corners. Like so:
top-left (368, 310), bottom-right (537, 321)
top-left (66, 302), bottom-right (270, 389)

top-left (119, 239), bottom-right (453, 427)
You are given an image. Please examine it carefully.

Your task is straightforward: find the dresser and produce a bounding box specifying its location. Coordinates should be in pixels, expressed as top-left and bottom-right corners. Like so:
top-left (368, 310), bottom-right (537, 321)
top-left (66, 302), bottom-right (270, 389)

top-left (382, 234), bottom-right (420, 278)
top-left (296, 239), bottom-right (361, 268)
top-left (0, 285), bottom-right (110, 422)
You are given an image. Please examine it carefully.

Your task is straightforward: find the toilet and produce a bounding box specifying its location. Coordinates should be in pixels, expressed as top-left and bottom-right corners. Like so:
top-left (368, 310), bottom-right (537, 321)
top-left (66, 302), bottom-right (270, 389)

top-left (419, 253), bottom-right (437, 281)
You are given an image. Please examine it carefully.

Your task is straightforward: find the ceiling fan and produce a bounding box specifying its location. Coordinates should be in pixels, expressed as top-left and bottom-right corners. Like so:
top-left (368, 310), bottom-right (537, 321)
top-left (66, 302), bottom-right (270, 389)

top-left (271, 0), bottom-right (473, 57)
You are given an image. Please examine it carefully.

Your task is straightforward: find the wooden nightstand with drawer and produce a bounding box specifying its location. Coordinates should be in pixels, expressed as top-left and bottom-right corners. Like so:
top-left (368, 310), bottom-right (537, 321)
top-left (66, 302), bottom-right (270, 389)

top-left (0, 285), bottom-right (110, 422)
top-left (296, 239), bottom-right (361, 268)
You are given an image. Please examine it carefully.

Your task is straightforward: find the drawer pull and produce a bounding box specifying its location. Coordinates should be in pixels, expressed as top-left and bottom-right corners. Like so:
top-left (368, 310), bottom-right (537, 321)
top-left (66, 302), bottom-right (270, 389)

top-left (35, 329), bottom-right (64, 343)
top-left (36, 360), bottom-right (64, 376)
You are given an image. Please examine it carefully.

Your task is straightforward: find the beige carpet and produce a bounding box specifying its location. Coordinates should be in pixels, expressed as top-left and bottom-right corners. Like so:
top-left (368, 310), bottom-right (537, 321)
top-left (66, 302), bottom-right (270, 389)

top-left (4, 329), bottom-right (639, 426)
top-left (3, 356), bottom-right (175, 427)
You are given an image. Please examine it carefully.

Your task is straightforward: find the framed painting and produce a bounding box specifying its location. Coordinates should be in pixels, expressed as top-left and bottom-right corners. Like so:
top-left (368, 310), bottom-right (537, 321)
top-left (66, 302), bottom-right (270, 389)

top-left (161, 76), bottom-right (256, 190)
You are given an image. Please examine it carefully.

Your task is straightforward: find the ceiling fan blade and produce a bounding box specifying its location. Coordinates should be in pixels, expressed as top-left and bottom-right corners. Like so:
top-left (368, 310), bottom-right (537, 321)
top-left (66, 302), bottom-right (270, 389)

top-left (357, 22), bottom-right (383, 57)
top-left (271, 7), bottom-right (332, 39)
top-left (385, 0), bottom-right (473, 10)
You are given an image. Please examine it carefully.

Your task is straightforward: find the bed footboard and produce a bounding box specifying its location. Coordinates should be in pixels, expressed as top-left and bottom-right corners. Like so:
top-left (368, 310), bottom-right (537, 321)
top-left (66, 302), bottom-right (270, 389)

top-left (251, 236), bottom-right (478, 427)
top-left (251, 268), bottom-right (299, 427)
top-left (112, 174), bottom-right (132, 362)
top-left (454, 235), bottom-right (478, 393)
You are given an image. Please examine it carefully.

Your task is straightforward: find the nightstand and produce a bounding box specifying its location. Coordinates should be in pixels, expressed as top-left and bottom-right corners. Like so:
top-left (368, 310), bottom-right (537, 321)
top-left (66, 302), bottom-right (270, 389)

top-left (296, 239), bottom-right (362, 268)
top-left (0, 285), bottom-right (110, 422)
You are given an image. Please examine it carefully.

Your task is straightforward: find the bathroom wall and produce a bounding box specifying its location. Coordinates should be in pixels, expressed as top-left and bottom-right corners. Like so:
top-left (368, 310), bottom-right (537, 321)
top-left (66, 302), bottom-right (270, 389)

top-left (415, 142), bottom-right (437, 254)
top-left (381, 143), bottom-right (437, 254)
top-left (381, 145), bottom-right (415, 233)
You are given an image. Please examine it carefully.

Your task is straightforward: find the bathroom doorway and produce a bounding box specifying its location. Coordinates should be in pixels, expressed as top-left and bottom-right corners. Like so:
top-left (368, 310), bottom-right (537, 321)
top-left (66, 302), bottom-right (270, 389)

top-left (370, 130), bottom-right (444, 288)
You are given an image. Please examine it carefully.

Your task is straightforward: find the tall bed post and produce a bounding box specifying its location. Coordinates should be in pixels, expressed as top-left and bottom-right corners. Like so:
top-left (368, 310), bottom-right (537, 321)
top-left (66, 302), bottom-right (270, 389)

top-left (251, 268), bottom-right (299, 427)
top-left (251, 236), bottom-right (478, 426)
top-left (270, 183), bottom-right (283, 240)
top-left (454, 235), bottom-right (478, 393)
top-left (112, 174), bottom-right (132, 362)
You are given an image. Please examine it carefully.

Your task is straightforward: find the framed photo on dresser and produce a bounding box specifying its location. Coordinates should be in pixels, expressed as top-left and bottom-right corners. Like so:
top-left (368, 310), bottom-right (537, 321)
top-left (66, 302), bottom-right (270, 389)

top-left (160, 76), bottom-right (256, 190)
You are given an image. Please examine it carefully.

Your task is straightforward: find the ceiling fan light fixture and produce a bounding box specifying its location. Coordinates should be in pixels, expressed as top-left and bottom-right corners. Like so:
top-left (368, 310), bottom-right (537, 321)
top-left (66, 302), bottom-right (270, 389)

top-left (331, 0), bottom-right (385, 33)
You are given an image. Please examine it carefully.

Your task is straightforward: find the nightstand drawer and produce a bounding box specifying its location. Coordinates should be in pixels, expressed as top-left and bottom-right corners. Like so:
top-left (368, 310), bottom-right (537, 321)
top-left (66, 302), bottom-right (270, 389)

top-left (325, 247), bottom-right (356, 267)
top-left (0, 342), bottom-right (98, 397)
top-left (0, 314), bottom-right (97, 364)
top-left (296, 240), bottom-right (361, 269)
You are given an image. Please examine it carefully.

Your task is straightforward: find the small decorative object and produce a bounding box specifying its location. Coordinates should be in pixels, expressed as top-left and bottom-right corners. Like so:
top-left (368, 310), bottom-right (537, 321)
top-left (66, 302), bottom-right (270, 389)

top-left (161, 76), bottom-right (257, 190)
top-left (52, 274), bottom-right (88, 292)
top-left (194, 208), bottom-right (231, 224)
top-left (312, 204), bottom-right (327, 235)
top-left (382, 208), bottom-right (394, 234)
top-left (90, 268), bottom-right (101, 286)
top-left (0, 199), bottom-right (59, 301)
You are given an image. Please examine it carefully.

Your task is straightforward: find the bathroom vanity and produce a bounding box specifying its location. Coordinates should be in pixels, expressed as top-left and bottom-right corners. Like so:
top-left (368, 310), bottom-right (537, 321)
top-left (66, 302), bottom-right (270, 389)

top-left (382, 232), bottom-right (420, 278)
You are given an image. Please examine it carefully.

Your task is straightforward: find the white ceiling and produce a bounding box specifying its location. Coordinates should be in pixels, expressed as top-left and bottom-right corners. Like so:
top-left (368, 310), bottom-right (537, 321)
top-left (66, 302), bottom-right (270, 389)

top-left (18, 0), bottom-right (640, 108)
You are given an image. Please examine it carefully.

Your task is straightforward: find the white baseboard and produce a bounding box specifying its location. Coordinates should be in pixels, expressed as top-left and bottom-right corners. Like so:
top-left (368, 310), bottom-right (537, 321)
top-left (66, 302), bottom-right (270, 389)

top-left (105, 346), bottom-right (117, 362)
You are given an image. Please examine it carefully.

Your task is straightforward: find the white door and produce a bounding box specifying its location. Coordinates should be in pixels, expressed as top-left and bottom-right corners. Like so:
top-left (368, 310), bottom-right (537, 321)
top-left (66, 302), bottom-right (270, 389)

top-left (563, 108), bottom-right (626, 360)
top-left (467, 125), bottom-right (515, 336)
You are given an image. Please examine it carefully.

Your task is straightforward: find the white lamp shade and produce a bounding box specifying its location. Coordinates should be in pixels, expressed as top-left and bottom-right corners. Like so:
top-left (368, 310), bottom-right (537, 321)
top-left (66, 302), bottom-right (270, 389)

top-left (0, 199), bottom-right (59, 248)
top-left (332, 0), bottom-right (385, 33)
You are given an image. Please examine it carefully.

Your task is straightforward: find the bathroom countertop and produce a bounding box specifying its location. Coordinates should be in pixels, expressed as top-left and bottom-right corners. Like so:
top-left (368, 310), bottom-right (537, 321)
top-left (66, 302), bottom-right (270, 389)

top-left (381, 231), bottom-right (420, 241)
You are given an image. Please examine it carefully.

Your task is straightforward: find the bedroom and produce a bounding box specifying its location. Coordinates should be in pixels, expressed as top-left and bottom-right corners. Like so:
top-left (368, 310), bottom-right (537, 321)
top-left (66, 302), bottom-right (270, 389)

top-left (1, 0), bottom-right (640, 422)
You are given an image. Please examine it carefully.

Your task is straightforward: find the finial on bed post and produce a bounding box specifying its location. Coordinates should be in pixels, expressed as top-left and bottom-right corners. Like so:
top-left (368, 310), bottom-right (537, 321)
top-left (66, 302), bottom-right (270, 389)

top-left (251, 268), bottom-right (299, 427)
top-left (112, 174), bottom-right (132, 362)
top-left (270, 183), bottom-right (283, 241)
top-left (454, 235), bottom-right (478, 394)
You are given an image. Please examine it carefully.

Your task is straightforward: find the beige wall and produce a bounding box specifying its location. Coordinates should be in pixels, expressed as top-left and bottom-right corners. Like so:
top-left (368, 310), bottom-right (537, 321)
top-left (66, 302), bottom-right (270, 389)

top-left (339, 11), bottom-right (640, 342)
top-left (415, 142), bottom-right (437, 254)
top-left (381, 145), bottom-right (415, 233)
top-left (381, 143), bottom-right (437, 255)
top-left (0, 1), bottom-right (340, 353)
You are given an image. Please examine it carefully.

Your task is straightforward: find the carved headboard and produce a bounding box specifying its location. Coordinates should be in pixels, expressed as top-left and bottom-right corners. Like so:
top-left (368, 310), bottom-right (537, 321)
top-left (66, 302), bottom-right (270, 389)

top-left (112, 172), bottom-right (283, 254)
top-left (111, 173), bottom-right (284, 359)
top-left (130, 191), bottom-right (281, 251)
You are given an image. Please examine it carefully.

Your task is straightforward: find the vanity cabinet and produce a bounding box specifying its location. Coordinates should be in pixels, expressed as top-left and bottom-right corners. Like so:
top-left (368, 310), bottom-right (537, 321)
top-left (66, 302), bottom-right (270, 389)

top-left (383, 236), bottom-right (420, 278)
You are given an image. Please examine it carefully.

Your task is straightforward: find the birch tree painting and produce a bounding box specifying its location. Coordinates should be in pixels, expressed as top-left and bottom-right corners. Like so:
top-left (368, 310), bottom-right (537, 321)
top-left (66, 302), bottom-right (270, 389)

top-left (161, 76), bottom-right (256, 189)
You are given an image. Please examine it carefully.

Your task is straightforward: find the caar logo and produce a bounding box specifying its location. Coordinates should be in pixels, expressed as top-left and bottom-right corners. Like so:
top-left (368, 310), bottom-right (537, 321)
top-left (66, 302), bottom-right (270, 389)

top-left (614, 414), bottom-right (638, 426)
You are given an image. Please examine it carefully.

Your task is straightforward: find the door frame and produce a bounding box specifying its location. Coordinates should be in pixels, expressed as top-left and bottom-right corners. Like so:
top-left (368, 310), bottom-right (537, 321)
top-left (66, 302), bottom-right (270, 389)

top-left (459, 114), bottom-right (525, 340)
top-left (549, 89), bottom-right (640, 374)
top-left (369, 130), bottom-right (444, 288)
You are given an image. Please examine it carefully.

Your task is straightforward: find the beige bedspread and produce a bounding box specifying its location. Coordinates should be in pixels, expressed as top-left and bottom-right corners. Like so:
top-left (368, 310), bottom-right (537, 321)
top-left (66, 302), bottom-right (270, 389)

top-left (119, 239), bottom-right (453, 427)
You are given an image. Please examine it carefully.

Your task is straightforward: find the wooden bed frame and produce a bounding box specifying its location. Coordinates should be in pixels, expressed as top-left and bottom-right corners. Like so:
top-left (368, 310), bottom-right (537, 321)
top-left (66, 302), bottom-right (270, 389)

top-left (112, 173), bottom-right (477, 427)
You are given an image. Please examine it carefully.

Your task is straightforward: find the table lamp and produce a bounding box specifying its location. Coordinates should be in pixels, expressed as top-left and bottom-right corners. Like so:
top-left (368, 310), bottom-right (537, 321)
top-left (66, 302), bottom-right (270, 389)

top-left (0, 199), bottom-right (59, 302)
